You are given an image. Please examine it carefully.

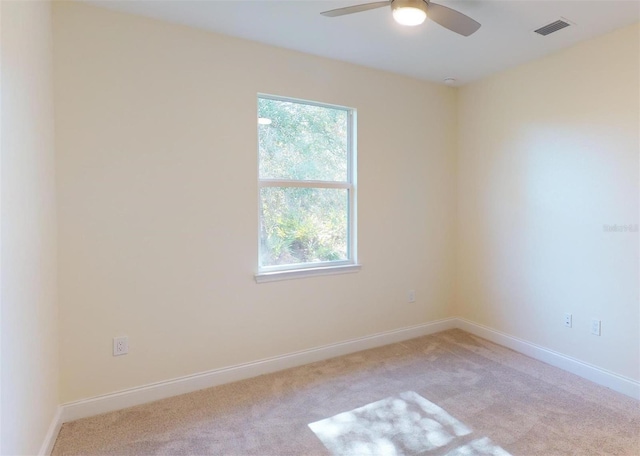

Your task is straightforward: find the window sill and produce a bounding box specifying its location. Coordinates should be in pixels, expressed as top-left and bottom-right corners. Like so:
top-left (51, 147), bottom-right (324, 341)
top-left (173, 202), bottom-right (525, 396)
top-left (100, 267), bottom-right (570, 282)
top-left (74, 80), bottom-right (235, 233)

top-left (255, 264), bottom-right (362, 283)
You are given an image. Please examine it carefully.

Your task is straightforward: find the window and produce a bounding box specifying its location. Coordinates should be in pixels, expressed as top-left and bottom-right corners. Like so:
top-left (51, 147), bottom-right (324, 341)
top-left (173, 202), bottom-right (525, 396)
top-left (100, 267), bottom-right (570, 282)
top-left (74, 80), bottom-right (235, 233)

top-left (256, 95), bottom-right (358, 282)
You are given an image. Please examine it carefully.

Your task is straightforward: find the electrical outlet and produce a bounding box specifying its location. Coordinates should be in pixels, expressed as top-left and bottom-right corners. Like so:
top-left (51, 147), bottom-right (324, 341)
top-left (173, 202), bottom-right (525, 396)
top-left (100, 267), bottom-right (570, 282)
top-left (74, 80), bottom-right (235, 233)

top-left (564, 313), bottom-right (572, 328)
top-left (407, 290), bottom-right (416, 303)
top-left (591, 319), bottom-right (601, 336)
top-left (113, 336), bottom-right (129, 356)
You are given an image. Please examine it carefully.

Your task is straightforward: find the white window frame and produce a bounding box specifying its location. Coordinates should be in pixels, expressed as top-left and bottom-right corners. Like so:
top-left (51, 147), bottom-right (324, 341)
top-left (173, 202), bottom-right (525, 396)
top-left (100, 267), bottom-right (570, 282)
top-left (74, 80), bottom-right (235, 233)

top-left (255, 94), bottom-right (360, 283)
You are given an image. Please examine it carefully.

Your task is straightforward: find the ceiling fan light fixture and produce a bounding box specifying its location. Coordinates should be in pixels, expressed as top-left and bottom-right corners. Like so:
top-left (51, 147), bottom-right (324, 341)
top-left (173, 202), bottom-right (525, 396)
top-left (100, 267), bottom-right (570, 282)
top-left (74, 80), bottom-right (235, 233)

top-left (391, 0), bottom-right (427, 26)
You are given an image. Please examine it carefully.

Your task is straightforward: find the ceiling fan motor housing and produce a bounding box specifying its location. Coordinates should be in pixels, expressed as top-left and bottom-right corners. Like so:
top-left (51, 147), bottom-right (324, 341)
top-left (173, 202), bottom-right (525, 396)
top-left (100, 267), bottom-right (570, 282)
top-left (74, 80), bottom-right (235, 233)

top-left (391, 0), bottom-right (429, 8)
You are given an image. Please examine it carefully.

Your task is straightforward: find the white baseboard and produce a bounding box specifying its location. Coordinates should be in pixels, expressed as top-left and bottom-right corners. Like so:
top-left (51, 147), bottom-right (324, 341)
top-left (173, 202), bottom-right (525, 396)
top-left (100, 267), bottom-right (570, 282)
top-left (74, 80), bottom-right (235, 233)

top-left (39, 406), bottom-right (63, 456)
top-left (48, 316), bottom-right (638, 453)
top-left (456, 318), bottom-right (640, 400)
top-left (60, 318), bottom-right (457, 424)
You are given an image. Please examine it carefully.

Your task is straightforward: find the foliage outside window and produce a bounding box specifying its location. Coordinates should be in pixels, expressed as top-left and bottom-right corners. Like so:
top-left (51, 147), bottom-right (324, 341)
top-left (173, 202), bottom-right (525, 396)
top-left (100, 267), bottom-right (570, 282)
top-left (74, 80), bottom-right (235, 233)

top-left (257, 95), bottom-right (357, 278)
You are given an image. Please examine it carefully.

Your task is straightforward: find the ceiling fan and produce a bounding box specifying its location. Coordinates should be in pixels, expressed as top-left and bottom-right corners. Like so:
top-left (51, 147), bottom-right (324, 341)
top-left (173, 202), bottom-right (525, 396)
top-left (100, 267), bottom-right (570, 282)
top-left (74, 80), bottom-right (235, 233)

top-left (321, 0), bottom-right (481, 36)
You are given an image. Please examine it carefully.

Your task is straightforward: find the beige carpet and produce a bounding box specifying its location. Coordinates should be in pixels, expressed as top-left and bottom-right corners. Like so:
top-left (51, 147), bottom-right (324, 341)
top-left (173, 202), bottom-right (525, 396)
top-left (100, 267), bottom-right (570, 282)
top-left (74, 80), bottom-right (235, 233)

top-left (52, 329), bottom-right (640, 455)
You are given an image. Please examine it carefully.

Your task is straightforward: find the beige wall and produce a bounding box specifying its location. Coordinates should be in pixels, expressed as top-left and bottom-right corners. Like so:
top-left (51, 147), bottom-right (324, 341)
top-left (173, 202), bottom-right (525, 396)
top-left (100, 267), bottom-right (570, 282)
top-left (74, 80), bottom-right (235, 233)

top-left (52, 1), bottom-right (638, 408)
top-left (1, 0), bottom-right (59, 453)
top-left (53, 3), bottom-right (457, 403)
top-left (457, 23), bottom-right (639, 380)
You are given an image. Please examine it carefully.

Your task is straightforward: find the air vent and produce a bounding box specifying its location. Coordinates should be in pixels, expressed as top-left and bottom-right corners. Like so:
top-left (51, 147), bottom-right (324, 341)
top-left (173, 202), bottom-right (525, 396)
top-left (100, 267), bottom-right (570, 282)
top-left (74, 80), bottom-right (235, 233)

top-left (534, 19), bottom-right (571, 36)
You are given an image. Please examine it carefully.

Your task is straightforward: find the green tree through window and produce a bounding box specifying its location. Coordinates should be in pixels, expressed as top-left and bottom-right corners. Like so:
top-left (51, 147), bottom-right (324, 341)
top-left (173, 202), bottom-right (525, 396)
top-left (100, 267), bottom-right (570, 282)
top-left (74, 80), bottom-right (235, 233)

top-left (258, 96), bottom-right (356, 272)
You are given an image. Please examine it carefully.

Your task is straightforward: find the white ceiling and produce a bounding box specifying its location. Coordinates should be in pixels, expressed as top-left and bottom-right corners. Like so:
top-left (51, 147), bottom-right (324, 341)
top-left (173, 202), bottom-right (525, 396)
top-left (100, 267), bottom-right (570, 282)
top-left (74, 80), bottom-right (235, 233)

top-left (88, 0), bottom-right (640, 85)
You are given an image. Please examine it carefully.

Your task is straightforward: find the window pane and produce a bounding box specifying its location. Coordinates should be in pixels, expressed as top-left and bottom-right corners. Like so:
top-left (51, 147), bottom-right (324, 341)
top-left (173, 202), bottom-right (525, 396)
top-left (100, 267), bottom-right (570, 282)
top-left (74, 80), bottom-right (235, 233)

top-left (258, 98), bottom-right (348, 181)
top-left (260, 187), bottom-right (348, 267)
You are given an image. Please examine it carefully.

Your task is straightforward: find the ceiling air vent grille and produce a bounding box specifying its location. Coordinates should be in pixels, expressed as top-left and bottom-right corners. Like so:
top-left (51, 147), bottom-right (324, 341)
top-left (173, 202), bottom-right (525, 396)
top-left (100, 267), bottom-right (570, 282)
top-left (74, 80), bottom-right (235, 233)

top-left (534, 19), bottom-right (571, 36)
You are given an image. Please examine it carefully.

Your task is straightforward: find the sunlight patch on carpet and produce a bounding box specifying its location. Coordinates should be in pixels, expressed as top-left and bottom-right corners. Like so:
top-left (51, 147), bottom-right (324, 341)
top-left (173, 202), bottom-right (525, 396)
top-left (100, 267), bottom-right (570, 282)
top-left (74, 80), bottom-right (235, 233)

top-left (308, 391), bottom-right (510, 456)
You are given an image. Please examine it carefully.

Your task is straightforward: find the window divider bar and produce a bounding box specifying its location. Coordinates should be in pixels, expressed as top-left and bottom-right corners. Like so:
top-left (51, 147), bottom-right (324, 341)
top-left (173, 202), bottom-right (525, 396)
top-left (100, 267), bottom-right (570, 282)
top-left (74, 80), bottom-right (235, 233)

top-left (259, 179), bottom-right (351, 189)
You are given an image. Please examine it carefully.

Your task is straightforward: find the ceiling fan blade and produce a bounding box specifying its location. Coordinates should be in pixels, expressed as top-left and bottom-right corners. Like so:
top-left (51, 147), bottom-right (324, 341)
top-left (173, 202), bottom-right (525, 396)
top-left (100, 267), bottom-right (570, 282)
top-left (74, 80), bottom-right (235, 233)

top-left (427, 2), bottom-right (481, 36)
top-left (321, 1), bottom-right (391, 17)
